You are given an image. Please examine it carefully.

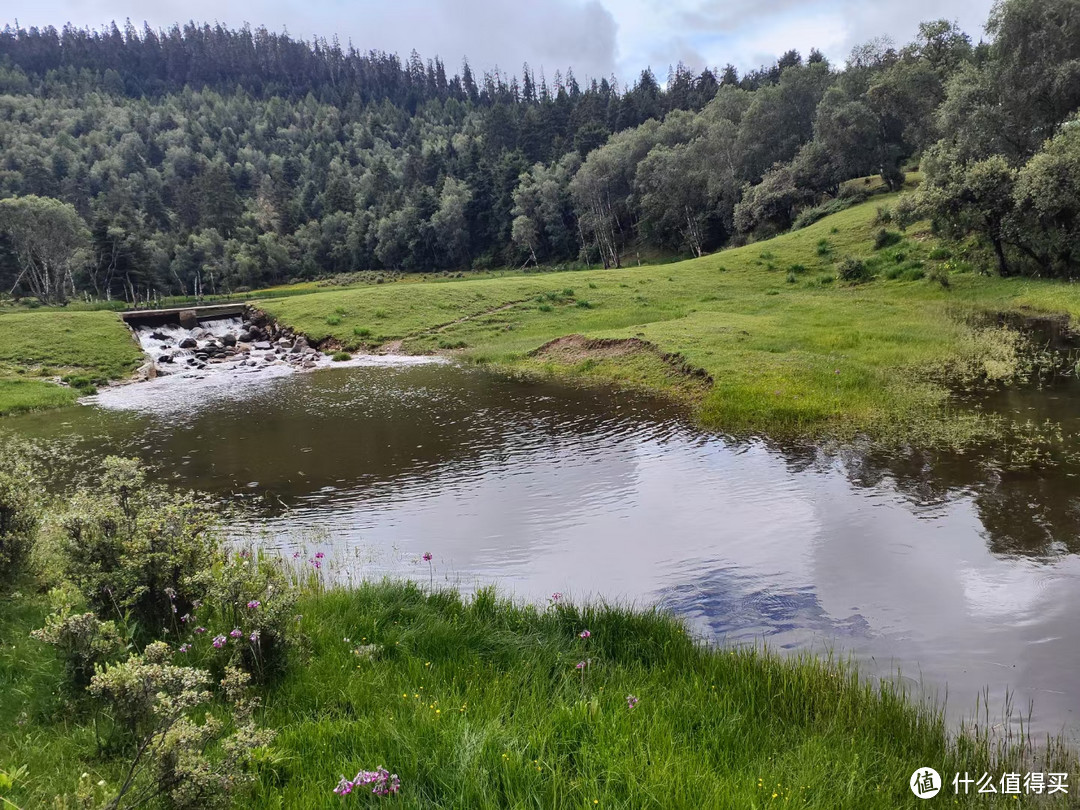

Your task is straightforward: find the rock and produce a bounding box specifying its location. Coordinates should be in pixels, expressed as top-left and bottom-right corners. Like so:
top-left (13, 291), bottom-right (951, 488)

top-left (249, 326), bottom-right (265, 340)
top-left (179, 337), bottom-right (197, 349)
top-left (277, 337), bottom-right (293, 348)
top-left (178, 310), bottom-right (198, 329)
top-left (253, 341), bottom-right (272, 350)
top-left (150, 331), bottom-right (169, 341)
top-left (158, 353), bottom-right (174, 364)
top-left (294, 336), bottom-right (309, 349)
top-left (221, 333), bottom-right (237, 347)
top-left (238, 331), bottom-right (253, 343)
top-left (302, 346), bottom-right (318, 356)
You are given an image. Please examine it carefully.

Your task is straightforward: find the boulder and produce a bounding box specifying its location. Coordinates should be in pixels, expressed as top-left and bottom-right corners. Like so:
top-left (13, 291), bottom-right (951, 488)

top-left (221, 333), bottom-right (237, 347)
top-left (150, 331), bottom-right (169, 341)
top-left (178, 310), bottom-right (198, 329)
top-left (158, 353), bottom-right (174, 364)
top-left (178, 337), bottom-right (198, 349)
top-left (253, 341), bottom-right (272, 350)
top-left (238, 331), bottom-right (253, 343)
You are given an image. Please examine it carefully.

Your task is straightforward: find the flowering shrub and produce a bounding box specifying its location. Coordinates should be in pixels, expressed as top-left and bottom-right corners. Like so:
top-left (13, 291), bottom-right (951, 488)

top-left (89, 645), bottom-right (274, 809)
top-left (30, 585), bottom-right (128, 688)
top-left (61, 457), bottom-right (219, 637)
top-left (189, 548), bottom-right (298, 683)
top-left (334, 768), bottom-right (401, 797)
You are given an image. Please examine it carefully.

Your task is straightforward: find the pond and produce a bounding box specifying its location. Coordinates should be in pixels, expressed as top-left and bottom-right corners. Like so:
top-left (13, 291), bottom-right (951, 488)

top-left (9, 358), bottom-right (1080, 739)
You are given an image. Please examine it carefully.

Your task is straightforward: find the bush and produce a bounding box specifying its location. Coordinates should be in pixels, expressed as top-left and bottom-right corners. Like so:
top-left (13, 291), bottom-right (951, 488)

top-left (31, 585), bottom-right (128, 688)
top-left (837, 257), bottom-right (872, 283)
top-left (873, 229), bottom-right (903, 250)
top-left (874, 206), bottom-right (893, 225)
top-left (791, 198), bottom-right (853, 230)
top-left (0, 451), bottom-right (38, 583)
top-left (61, 457), bottom-right (219, 638)
top-left (188, 550), bottom-right (298, 683)
top-left (89, 646), bottom-right (274, 809)
top-left (325, 315), bottom-right (342, 326)
top-left (352, 327), bottom-right (372, 338)
top-left (331, 351), bottom-right (351, 362)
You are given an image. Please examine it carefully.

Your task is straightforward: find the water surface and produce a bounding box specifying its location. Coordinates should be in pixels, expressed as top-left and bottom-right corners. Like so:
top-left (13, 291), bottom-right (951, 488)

top-left (10, 361), bottom-right (1080, 737)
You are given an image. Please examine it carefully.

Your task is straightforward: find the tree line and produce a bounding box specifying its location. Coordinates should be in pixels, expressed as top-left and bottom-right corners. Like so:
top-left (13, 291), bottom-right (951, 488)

top-left (0, 0), bottom-right (1078, 303)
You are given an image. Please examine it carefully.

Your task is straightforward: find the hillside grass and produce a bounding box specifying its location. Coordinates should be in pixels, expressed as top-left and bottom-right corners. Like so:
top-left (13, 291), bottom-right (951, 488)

top-left (2, 579), bottom-right (1069, 809)
top-left (262, 194), bottom-right (1080, 442)
top-left (0, 310), bottom-right (143, 415)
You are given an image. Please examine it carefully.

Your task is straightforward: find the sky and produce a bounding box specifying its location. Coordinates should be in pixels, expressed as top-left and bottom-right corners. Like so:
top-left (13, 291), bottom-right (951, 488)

top-left (8, 0), bottom-right (997, 84)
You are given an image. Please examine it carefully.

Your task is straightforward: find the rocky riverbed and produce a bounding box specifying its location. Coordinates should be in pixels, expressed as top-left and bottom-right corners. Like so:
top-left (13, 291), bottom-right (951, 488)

top-left (135, 308), bottom-right (337, 378)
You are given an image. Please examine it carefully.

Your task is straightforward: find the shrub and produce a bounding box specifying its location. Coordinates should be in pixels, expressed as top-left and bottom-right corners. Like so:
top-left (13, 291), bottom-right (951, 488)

top-left (816, 239), bottom-right (832, 257)
top-left (31, 585), bottom-right (128, 688)
top-left (837, 257), bottom-right (872, 283)
top-left (325, 315), bottom-right (342, 326)
top-left (89, 647), bottom-right (274, 809)
top-left (873, 229), bottom-right (902, 250)
top-left (874, 206), bottom-right (893, 225)
top-left (0, 449), bottom-right (38, 583)
top-left (184, 551), bottom-right (297, 684)
top-left (331, 351), bottom-right (351, 362)
top-left (928, 265), bottom-right (952, 289)
top-left (791, 198), bottom-right (854, 230)
top-left (61, 457), bottom-right (219, 638)
top-left (353, 327), bottom-right (372, 338)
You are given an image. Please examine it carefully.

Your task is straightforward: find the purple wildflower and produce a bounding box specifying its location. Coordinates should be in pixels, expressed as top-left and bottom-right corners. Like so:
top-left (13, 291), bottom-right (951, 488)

top-left (230, 628), bottom-right (243, 639)
top-left (333, 776), bottom-right (354, 796)
top-left (192, 600), bottom-right (202, 610)
top-left (212, 635), bottom-right (227, 649)
top-left (626, 694), bottom-right (639, 710)
top-left (310, 559), bottom-right (322, 570)
top-left (550, 592), bottom-right (562, 603)
top-left (315, 551), bottom-right (325, 559)
top-left (250, 630), bottom-right (260, 643)
top-left (195, 626), bottom-right (207, 634)
top-left (575, 660), bottom-right (587, 670)
top-left (180, 613), bottom-right (192, 623)
top-left (247, 600), bottom-right (261, 609)
top-left (354, 768), bottom-right (400, 796)
top-left (579, 629), bottom-right (591, 639)
top-left (422, 552), bottom-right (432, 562)
top-left (293, 551), bottom-right (302, 559)
top-left (164, 587), bottom-right (176, 601)
top-left (179, 644), bottom-right (191, 653)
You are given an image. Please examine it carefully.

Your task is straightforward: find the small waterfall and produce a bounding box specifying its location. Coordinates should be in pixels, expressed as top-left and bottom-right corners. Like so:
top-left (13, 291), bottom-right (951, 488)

top-left (133, 316), bottom-right (326, 378)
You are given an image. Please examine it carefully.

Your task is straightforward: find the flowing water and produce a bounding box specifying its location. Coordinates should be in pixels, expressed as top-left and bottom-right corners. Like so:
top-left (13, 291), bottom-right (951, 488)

top-left (8, 352), bottom-right (1080, 738)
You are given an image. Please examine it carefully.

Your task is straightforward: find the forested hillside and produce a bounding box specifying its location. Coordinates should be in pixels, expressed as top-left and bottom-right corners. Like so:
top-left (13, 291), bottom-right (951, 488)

top-left (0, 0), bottom-right (1077, 303)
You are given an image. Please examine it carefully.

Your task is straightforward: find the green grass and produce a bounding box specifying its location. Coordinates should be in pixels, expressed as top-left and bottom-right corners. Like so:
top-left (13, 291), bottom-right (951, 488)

top-left (0, 310), bottom-right (143, 416)
top-left (3, 580), bottom-right (1067, 809)
top-left (261, 194), bottom-right (1080, 442)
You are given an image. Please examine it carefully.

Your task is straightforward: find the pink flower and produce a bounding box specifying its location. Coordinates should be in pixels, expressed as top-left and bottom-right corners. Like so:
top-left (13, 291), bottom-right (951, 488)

top-left (195, 626), bottom-right (207, 634)
top-left (292, 551), bottom-right (301, 559)
top-left (575, 661), bottom-right (587, 670)
top-left (579, 629), bottom-right (591, 639)
top-left (247, 600), bottom-right (261, 609)
top-left (333, 777), bottom-right (354, 796)
top-left (315, 552), bottom-right (325, 559)
top-left (212, 635), bottom-right (227, 649)
top-left (626, 694), bottom-right (639, 709)
top-left (310, 559), bottom-right (322, 569)
top-left (250, 630), bottom-right (260, 643)
top-left (230, 628), bottom-right (243, 639)
top-left (550, 592), bottom-right (562, 603)
top-left (422, 552), bottom-right (432, 562)
top-left (180, 613), bottom-right (192, 623)
top-left (179, 644), bottom-right (191, 653)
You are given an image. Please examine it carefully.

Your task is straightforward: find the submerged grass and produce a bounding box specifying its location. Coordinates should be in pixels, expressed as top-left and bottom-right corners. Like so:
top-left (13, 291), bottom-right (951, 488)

top-left (261, 195), bottom-right (1080, 444)
top-left (3, 578), bottom-right (1075, 808)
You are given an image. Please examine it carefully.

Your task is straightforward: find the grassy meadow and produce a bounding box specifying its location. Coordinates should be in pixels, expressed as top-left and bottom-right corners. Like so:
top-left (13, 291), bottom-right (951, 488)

top-left (0, 310), bottom-right (143, 415)
top-left (263, 195), bottom-right (1080, 442)
top-left (3, 576), bottom-right (1072, 809)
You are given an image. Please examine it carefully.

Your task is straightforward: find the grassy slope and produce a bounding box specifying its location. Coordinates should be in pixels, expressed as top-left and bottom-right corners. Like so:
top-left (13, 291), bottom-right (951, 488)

top-left (0, 310), bottom-right (143, 415)
top-left (263, 196), bottom-right (1080, 439)
top-left (4, 581), bottom-right (1060, 809)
